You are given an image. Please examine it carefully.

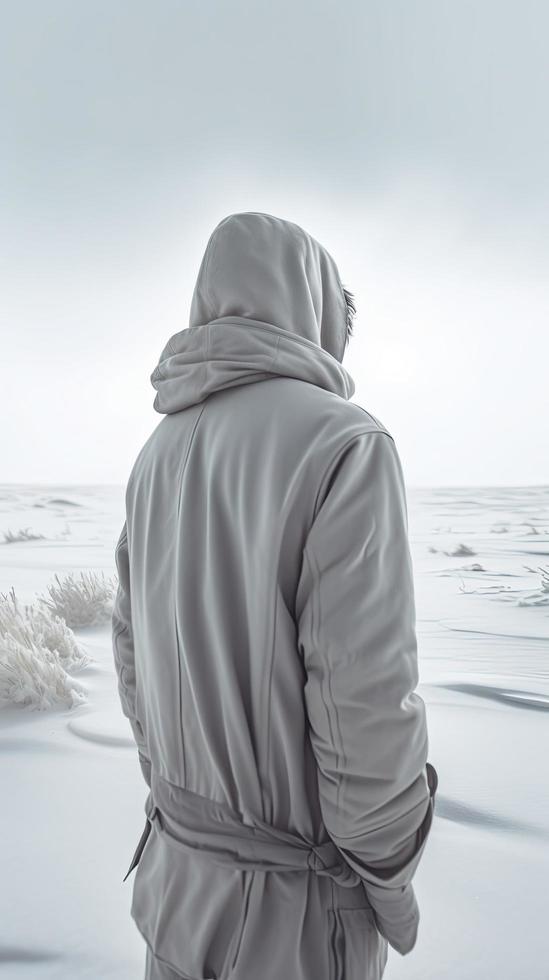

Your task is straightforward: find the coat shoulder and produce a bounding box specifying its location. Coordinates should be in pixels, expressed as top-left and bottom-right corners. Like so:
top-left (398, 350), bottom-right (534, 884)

top-left (294, 380), bottom-right (394, 446)
top-left (260, 377), bottom-right (396, 471)
top-left (333, 398), bottom-right (393, 440)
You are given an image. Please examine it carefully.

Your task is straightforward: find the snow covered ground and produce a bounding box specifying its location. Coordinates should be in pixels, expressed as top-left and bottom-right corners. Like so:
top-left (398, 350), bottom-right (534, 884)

top-left (0, 482), bottom-right (548, 980)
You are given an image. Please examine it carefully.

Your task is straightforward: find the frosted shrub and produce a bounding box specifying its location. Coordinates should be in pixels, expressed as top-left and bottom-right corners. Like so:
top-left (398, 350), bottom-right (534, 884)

top-left (37, 570), bottom-right (117, 628)
top-left (2, 527), bottom-right (45, 544)
top-left (0, 588), bottom-right (90, 709)
top-left (448, 543), bottom-right (476, 557)
top-left (0, 636), bottom-right (87, 709)
top-left (26, 604), bottom-right (85, 669)
top-left (516, 565), bottom-right (549, 608)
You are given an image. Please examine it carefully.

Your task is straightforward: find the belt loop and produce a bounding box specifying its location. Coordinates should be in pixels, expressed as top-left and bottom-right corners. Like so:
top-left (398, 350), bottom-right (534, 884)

top-left (145, 791), bottom-right (158, 823)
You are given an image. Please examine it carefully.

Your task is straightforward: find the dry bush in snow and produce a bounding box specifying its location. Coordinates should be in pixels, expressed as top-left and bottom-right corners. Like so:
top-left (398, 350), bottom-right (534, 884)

top-left (0, 587), bottom-right (91, 709)
top-left (518, 564), bottom-right (549, 607)
top-left (2, 527), bottom-right (46, 544)
top-left (37, 570), bottom-right (117, 628)
top-left (447, 543), bottom-right (477, 557)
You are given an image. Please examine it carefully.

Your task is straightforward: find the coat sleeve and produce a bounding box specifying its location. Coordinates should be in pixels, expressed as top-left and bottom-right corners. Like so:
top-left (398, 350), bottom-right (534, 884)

top-left (112, 520), bottom-right (152, 788)
top-left (295, 428), bottom-right (438, 956)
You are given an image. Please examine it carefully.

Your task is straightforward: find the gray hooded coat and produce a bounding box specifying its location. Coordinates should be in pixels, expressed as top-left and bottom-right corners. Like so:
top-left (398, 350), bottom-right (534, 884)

top-left (112, 212), bottom-right (438, 980)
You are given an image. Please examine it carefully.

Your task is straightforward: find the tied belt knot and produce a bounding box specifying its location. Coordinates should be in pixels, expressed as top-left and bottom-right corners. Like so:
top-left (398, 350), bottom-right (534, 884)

top-left (123, 774), bottom-right (362, 890)
top-left (306, 840), bottom-right (362, 886)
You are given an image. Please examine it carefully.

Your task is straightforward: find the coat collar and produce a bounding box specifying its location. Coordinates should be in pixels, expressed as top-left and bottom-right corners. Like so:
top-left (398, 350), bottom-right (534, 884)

top-left (150, 316), bottom-right (355, 414)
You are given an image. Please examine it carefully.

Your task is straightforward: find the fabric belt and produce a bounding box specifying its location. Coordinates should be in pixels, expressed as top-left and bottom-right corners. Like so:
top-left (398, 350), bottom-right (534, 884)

top-left (122, 773), bottom-right (363, 889)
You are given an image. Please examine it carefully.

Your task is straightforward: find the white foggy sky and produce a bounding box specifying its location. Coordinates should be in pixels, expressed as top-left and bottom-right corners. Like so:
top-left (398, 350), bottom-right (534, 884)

top-left (1, 0), bottom-right (547, 487)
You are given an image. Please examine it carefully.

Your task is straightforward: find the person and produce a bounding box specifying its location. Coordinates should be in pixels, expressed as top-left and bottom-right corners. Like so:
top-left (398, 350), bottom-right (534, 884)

top-left (112, 211), bottom-right (438, 980)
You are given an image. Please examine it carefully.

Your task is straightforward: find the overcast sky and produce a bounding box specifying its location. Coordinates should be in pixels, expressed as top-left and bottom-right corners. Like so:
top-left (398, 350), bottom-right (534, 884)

top-left (1, 0), bottom-right (547, 487)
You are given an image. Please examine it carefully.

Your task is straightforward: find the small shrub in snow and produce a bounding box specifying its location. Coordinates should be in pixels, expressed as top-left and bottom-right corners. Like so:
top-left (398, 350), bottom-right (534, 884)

top-left (0, 587), bottom-right (90, 709)
top-left (0, 636), bottom-right (87, 709)
top-left (518, 565), bottom-right (549, 607)
top-left (521, 522), bottom-right (546, 536)
top-left (2, 527), bottom-right (46, 544)
top-left (37, 570), bottom-right (117, 628)
top-left (447, 543), bottom-right (476, 557)
top-left (459, 582), bottom-right (512, 596)
top-left (26, 604), bottom-right (84, 669)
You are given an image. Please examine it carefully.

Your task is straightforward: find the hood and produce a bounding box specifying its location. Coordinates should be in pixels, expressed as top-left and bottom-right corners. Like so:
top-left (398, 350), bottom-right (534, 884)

top-left (151, 212), bottom-right (356, 415)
